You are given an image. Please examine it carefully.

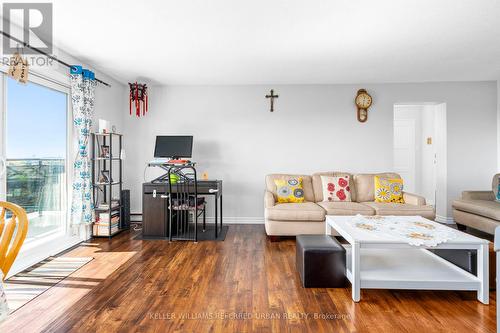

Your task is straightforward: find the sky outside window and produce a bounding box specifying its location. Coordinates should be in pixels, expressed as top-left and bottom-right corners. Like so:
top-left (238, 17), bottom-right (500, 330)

top-left (6, 77), bottom-right (67, 159)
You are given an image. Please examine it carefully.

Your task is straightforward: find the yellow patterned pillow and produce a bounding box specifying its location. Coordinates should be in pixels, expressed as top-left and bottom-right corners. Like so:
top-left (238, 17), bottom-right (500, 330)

top-left (274, 178), bottom-right (305, 203)
top-left (374, 176), bottom-right (405, 203)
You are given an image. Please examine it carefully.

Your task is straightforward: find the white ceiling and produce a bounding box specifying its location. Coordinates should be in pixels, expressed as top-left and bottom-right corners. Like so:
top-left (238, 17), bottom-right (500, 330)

top-left (47, 0), bottom-right (500, 85)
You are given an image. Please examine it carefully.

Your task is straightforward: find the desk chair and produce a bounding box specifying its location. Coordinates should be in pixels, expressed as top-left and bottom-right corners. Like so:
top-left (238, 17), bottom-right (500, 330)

top-left (167, 166), bottom-right (206, 242)
top-left (0, 202), bottom-right (29, 279)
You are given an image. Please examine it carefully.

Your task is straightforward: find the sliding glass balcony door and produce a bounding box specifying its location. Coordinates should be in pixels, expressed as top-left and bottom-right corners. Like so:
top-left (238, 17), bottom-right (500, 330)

top-left (1, 76), bottom-right (69, 242)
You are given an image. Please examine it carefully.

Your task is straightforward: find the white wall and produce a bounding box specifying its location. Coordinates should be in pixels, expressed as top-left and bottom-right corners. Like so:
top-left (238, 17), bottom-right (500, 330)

top-left (498, 80), bottom-right (500, 170)
top-left (92, 76), bottom-right (126, 133)
top-left (122, 82), bottom-right (497, 222)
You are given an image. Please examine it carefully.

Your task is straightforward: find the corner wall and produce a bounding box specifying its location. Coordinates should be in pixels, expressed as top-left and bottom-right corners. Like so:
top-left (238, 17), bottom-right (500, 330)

top-left (498, 79), bottom-right (500, 171)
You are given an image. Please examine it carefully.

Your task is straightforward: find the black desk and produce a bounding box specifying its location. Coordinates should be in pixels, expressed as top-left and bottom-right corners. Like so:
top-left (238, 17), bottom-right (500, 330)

top-left (142, 180), bottom-right (223, 239)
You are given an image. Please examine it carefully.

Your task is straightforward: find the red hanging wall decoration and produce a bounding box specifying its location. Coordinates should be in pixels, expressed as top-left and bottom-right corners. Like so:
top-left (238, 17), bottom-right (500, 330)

top-left (128, 82), bottom-right (148, 117)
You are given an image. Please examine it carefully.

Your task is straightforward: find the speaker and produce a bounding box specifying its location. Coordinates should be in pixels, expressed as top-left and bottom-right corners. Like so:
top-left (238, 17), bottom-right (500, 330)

top-left (121, 189), bottom-right (130, 228)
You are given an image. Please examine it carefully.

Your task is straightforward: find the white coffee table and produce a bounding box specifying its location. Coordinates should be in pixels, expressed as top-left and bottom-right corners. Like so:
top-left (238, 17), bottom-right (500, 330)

top-left (325, 215), bottom-right (490, 304)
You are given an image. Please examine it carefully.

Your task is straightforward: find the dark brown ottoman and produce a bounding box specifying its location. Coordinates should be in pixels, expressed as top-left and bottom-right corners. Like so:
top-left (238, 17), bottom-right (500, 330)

top-left (296, 235), bottom-right (346, 288)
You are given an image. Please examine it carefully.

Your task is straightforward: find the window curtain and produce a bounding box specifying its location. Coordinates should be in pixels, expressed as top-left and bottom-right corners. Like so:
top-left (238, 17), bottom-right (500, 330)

top-left (70, 65), bottom-right (96, 228)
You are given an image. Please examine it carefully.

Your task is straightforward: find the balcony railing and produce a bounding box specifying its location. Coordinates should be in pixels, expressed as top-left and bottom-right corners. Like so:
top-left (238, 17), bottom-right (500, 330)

top-left (6, 158), bottom-right (66, 215)
top-left (6, 158), bottom-right (66, 239)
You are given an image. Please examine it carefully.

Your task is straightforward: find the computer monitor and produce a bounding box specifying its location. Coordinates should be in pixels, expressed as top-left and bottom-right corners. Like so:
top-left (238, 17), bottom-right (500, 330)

top-left (154, 136), bottom-right (193, 158)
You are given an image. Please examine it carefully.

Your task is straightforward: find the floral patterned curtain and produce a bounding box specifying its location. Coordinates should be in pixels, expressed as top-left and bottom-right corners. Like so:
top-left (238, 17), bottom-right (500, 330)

top-left (70, 66), bottom-right (96, 227)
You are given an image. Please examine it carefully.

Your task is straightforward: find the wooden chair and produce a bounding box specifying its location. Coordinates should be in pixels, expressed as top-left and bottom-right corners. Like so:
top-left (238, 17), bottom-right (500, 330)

top-left (0, 202), bottom-right (28, 280)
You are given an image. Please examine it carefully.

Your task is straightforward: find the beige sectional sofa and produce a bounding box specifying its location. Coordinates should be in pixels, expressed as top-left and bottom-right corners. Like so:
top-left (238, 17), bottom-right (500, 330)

top-left (264, 172), bottom-right (436, 236)
top-left (452, 174), bottom-right (500, 235)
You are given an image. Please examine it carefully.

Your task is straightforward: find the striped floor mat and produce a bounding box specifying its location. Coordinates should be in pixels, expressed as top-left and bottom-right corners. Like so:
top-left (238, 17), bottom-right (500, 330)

top-left (3, 256), bottom-right (93, 313)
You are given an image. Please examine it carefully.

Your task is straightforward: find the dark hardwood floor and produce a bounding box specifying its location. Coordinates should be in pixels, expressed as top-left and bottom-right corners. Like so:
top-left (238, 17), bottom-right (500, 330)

top-left (0, 224), bottom-right (496, 332)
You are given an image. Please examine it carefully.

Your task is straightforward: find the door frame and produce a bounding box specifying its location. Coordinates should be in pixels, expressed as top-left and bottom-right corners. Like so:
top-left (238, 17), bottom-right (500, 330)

top-left (393, 102), bottom-right (448, 222)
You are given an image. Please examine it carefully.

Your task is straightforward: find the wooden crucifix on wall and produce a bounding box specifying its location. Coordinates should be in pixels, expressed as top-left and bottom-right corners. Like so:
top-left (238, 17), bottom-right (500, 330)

top-left (265, 89), bottom-right (279, 112)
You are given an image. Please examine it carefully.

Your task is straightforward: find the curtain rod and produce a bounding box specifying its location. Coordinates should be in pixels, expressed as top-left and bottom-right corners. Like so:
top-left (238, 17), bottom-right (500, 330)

top-left (0, 30), bottom-right (111, 87)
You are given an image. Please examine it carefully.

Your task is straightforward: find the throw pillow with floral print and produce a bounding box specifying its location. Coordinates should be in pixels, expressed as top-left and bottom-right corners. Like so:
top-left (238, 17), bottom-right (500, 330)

top-left (374, 176), bottom-right (405, 203)
top-left (320, 175), bottom-right (352, 202)
top-left (274, 178), bottom-right (305, 203)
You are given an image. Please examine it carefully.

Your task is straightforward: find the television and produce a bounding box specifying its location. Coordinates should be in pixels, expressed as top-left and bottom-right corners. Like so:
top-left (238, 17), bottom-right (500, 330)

top-left (154, 136), bottom-right (193, 158)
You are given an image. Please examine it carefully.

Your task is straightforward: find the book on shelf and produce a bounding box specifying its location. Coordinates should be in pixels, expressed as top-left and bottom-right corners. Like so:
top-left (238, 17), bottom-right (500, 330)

top-left (93, 223), bottom-right (119, 236)
top-left (94, 220), bottom-right (119, 227)
top-left (93, 220), bottom-right (119, 227)
top-left (96, 213), bottom-right (120, 224)
top-left (96, 200), bottom-right (120, 210)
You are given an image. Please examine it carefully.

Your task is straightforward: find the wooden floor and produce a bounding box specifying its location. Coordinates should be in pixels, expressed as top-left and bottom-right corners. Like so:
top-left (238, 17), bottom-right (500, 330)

top-left (0, 224), bottom-right (496, 332)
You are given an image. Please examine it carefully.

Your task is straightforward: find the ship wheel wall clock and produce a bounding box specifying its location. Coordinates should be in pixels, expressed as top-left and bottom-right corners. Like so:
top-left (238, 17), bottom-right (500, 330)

top-left (355, 89), bottom-right (372, 122)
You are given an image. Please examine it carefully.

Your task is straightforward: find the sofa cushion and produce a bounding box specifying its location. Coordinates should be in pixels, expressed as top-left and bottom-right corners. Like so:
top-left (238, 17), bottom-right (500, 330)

top-left (317, 201), bottom-right (375, 216)
top-left (266, 174), bottom-right (315, 202)
top-left (312, 172), bottom-right (356, 202)
top-left (453, 199), bottom-right (500, 221)
top-left (265, 202), bottom-right (326, 222)
top-left (353, 173), bottom-right (401, 203)
top-left (362, 202), bottom-right (435, 220)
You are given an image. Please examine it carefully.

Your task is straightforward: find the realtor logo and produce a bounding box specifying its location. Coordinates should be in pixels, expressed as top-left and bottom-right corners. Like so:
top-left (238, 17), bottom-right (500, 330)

top-left (2, 3), bottom-right (53, 54)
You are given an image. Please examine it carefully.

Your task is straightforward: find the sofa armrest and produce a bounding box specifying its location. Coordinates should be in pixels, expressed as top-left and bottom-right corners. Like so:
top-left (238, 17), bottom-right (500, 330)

top-left (264, 190), bottom-right (276, 208)
top-left (462, 190), bottom-right (495, 201)
top-left (403, 192), bottom-right (426, 206)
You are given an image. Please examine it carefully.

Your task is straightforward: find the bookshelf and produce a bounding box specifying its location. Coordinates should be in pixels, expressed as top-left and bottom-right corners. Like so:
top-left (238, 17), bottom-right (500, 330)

top-left (91, 133), bottom-right (126, 238)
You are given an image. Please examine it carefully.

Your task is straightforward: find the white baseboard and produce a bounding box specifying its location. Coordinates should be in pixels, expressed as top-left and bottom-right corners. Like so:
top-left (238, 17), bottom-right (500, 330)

top-left (130, 212), bottom-right (264, 224)
top-left (205, 216), bottom-right (264, 224)
top-left (130, 213), bottom-right (143, 222)
top-left (435, 215), bottom-right (455, 224)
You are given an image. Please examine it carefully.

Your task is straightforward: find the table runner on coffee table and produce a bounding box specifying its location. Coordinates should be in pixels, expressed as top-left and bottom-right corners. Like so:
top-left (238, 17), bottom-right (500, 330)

top-left (351, 215), bottom-right (457, 247)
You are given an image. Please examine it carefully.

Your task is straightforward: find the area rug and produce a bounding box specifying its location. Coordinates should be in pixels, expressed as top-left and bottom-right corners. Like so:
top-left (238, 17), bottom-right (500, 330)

top-left (3, 256), bottom-right (93, 312)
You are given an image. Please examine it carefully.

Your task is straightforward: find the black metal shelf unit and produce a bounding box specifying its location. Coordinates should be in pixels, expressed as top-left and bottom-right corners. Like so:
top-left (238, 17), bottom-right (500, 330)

top-left (91, 133), bottom-right (126, 238)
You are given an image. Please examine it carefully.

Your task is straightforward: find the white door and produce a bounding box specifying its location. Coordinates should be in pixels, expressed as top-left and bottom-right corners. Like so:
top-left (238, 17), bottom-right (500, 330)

top-left (393, 119), bottom-right (416, 193)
